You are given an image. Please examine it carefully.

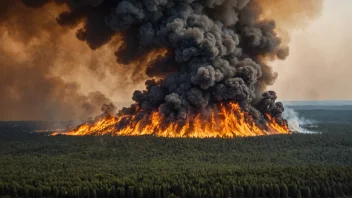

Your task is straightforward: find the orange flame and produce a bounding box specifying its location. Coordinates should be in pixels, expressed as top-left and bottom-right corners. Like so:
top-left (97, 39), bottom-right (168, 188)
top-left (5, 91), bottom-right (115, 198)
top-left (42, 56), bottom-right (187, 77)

top-left (52, 102), bottom-right (290, 138)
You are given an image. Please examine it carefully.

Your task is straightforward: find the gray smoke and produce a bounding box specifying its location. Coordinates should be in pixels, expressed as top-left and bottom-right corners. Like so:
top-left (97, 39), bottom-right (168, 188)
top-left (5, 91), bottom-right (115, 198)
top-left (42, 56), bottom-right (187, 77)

top-left (282, 107), bottom-right (318, 134)
top-left (9, 0), bottom-right (290, 128)
top-left (103, 0), bottom-right (289, 127)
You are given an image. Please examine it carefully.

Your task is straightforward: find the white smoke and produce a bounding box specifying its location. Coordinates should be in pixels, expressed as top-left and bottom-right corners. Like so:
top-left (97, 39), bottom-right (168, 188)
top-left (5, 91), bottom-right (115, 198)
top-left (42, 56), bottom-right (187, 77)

top-left (282, 106), bottom-right (318, 133)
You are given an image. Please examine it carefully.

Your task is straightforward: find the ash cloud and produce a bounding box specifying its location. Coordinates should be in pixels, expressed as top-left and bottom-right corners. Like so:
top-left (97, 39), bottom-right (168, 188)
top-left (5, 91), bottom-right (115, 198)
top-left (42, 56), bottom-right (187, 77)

top-left (101, 0), bottom-right (293, 126)
top-left (0, 0), bottom-right (323, 127)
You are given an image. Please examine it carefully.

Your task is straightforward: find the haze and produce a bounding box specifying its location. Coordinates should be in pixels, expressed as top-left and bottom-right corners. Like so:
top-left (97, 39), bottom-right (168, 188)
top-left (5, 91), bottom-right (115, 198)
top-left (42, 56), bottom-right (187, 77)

top-left (271, 0), bottom-right (352, 100)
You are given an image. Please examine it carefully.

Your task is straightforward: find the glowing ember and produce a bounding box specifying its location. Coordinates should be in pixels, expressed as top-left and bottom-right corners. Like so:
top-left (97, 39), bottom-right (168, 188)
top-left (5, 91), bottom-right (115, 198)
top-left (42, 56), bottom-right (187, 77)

top-left (52, 102), bottom-right (290, 138)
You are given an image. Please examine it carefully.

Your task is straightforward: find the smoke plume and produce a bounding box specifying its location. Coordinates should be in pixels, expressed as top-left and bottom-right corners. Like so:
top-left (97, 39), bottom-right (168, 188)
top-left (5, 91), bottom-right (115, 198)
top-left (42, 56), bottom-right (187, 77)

top-left (104, 0), bottom-right (292, 127)
top-left (0, 0), bottom-right (323, 127)
top-left (282, 107), bottom-right (317, 134)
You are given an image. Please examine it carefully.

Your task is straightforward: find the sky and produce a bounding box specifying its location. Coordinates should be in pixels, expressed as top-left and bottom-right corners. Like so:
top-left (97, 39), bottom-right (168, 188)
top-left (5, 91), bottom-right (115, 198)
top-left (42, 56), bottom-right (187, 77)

top-left (271, 0), bottom-right (352, 101)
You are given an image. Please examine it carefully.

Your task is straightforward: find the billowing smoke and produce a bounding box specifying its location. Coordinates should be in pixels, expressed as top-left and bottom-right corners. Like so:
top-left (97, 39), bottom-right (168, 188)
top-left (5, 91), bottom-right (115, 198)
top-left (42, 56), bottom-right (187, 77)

top-left (282, 107), bottom-right (317, 134)
top-left (104, 0), bottom-right (292, 127)
top-left (0, 0), bottom-right (322, 129)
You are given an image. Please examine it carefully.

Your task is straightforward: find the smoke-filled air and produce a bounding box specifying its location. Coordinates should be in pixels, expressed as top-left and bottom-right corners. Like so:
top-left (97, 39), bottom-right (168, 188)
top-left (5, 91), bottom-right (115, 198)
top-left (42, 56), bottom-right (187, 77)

top-left (1, 0), bottom-right (323, 137)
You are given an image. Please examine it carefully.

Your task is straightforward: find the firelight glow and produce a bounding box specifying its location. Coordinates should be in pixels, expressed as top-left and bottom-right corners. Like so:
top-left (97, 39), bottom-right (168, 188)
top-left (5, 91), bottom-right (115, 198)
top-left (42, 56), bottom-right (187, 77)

top-left (52, 102), bottom-right (290, 138)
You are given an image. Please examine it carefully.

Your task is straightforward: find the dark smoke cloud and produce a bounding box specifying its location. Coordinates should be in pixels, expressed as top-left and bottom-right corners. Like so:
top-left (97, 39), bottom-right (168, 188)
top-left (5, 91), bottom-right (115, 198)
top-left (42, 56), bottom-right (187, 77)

top-left (0, 0), bottom-right (322, 127)
top-left (98, 0), bottom-right (291, 125)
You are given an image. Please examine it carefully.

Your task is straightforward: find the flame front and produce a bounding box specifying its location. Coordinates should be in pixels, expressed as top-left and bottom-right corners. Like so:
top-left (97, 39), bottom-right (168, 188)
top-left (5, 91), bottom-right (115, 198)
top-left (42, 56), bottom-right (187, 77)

top-left (52, 103), bottom-right (290, 138)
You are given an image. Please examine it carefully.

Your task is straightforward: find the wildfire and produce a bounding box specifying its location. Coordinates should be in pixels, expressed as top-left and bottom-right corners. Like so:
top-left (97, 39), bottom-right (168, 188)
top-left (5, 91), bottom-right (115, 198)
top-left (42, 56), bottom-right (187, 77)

top-left (52, 102), bottom-right (290, 138)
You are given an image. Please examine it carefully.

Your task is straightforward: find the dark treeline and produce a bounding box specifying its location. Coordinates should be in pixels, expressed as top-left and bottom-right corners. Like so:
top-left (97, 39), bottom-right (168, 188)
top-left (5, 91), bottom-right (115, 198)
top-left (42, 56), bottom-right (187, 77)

top-left (1, 129), bottom-right (352, 198)
top-left (0, 167), bottom-right (352, 198)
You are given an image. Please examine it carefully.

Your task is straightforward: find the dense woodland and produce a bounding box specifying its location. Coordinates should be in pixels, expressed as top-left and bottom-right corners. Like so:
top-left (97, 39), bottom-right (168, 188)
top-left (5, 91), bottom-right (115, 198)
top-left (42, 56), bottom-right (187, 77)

top-left (0, 110), bottom-right (352, 198)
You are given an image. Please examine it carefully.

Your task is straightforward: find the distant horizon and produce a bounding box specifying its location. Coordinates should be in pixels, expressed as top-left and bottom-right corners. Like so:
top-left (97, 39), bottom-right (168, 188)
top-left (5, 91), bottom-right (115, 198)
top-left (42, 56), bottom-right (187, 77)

top-left (281, 100), bottom-right (352, 106)
top-left (280, 100), bottom-right (352, 102)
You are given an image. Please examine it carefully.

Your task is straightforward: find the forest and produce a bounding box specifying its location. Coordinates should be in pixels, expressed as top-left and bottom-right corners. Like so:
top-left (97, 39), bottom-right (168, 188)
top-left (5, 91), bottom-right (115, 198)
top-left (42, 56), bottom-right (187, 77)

top-left (0, 109), bottom-right (352, 198)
